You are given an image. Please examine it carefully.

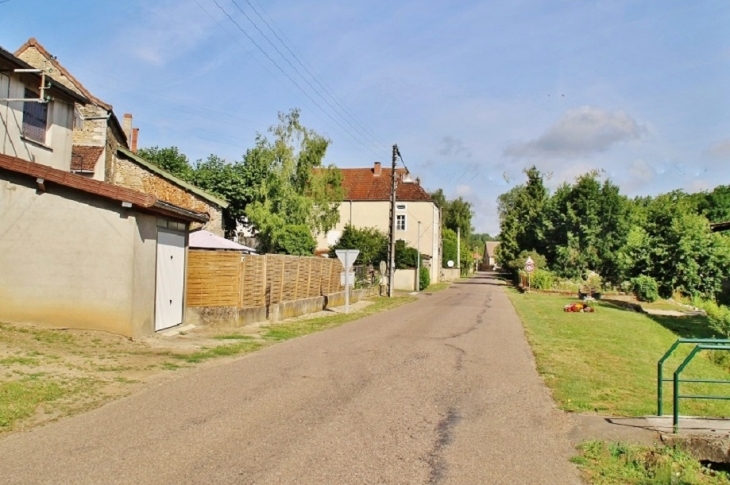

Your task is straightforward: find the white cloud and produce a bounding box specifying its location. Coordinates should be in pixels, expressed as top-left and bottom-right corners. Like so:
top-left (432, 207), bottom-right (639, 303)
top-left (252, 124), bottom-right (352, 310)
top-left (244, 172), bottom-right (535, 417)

top-left (438, 136), bottom-right (472, 158)
top-left (707, 139), bottom-right (730, 159)
top-left (504, 106), bottom-right (645, 159)
top-left (122, 0), bottom-right (218, 65)
top-left (628, 159), bottom-right (656, 182)
top-left (455, 184), bottom-right (472, 196)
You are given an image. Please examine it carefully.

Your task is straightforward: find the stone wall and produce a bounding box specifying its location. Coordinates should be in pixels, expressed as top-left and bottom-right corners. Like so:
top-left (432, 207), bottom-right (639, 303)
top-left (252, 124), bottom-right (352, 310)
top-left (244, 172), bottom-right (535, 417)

top-left (112, 153), bottom-right (224, 235)
top-left (16, 46), bottom-right (82, 96)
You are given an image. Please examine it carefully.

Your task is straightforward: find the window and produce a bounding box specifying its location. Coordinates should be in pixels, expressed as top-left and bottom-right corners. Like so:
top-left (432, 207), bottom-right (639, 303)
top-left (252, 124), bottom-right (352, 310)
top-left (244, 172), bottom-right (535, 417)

top-left (396, 214), bottom-right (406, 231)
top-left (157, 218), bottom-right (187, 232)
top-left (22, 89), bottom-right (48, 144)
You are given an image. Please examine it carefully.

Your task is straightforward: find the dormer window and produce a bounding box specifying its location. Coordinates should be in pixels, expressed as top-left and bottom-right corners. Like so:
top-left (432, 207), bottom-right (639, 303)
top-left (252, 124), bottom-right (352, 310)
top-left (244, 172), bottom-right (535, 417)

top-left (22, 88), bottom-right (48, 144)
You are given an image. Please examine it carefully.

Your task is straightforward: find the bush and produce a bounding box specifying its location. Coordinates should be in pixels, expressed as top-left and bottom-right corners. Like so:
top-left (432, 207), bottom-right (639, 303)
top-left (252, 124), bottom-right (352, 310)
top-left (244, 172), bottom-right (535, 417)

top-left (530, 269), bottom-right (556, 290)
top-left (692, 298), bottom-right (730, 338)
top-left (632, 275), bottom-right (659, 302)
top-left (419, 266), bottom-right (430, 291)
top-left (272, 224), bottom-right (315, 256)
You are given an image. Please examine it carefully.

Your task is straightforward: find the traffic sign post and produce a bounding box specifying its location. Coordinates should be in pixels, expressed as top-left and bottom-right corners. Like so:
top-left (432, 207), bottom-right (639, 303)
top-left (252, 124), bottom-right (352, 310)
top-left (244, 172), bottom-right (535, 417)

top-left (525, 256), bottom-right (535, 292)
top-left (335, 250), bottom-right (360, 314)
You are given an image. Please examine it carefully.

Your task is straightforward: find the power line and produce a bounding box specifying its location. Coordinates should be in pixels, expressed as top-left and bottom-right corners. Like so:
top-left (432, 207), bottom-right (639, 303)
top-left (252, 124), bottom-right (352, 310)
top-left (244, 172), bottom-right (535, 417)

top-left (209, 0), bottom-right (383, 161)
top-left (241, 0), bottom-right (388, 152)
top-left (228, 0), bottom-right (385, 156)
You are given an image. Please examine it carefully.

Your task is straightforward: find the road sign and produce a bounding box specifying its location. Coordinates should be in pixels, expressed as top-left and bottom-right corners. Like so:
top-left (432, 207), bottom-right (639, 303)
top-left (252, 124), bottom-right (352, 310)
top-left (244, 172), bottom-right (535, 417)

top-left (335, 250), bottom-right (359, 314)
top-left (340, 271), bottom-right (355, 286)
top-left (335, 250), bottom-right (360, 271)
top-left (447, 260), bottom-right (455, 268)
top-left (525, 256), bottom-right (535, 273)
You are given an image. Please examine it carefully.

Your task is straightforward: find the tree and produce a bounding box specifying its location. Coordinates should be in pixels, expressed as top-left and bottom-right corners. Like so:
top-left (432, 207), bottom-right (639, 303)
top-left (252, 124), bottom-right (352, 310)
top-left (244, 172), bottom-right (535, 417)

top-left (137, 146), bottom-right (193, 181)
top-left (329, 224), bottom-right (388, 266)
top-left (442, 228), bottom-right (458, 267)
top-left (242, 109), bottom-right (344, 253)
top-left (271, 224), bottom-right (316, 256)
top-left (496, 167), bottom-right (550, 270)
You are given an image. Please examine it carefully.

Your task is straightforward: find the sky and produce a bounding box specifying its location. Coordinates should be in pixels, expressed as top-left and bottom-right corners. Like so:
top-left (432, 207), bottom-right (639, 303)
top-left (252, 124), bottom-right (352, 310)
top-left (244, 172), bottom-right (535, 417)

top-left (2, 0), bottom-right (729, 234)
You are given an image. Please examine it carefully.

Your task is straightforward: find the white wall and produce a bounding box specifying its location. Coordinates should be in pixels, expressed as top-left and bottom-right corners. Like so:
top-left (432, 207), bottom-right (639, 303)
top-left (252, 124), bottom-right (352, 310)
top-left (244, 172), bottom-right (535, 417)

top-left (0, 73), bottom-right (74, 171)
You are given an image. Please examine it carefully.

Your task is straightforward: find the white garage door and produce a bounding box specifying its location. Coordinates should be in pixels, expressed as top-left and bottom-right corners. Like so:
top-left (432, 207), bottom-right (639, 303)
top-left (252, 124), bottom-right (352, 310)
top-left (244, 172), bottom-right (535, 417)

top-left (155, 230), bottom-right (186, 331)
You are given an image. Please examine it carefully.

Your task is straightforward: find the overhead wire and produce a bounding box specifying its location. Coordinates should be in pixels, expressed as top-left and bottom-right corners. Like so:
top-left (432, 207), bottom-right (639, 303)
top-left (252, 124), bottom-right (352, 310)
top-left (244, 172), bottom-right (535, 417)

top-left (229, 0), bottom-right (384, 155)
top-left (209, 0), bottom-right (384, 161)
top-left (241, 0), bottom-right (388, 152)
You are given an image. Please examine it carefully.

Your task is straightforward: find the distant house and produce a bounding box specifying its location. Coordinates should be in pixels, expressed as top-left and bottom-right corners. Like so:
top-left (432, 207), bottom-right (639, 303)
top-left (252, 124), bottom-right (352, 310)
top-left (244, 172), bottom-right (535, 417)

top-left (0, 46), bottom-right (208, 337)
top-left (315, 162), bottom-right (441, 283)
top-left (484, 241), bottom-right (500, 270)
top-left (14, 38), bottom-right (228, 236)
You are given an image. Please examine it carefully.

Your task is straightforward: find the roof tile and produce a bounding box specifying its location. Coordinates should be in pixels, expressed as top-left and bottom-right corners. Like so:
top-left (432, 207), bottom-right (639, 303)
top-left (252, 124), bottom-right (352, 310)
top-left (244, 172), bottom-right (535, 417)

top-left (338, 166), bottom-right (432, 201)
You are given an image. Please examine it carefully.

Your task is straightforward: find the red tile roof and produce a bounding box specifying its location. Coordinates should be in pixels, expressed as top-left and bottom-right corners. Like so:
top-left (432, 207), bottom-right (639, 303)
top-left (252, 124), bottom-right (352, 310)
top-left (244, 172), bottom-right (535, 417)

top-left (339, 166), bottom-right (432, 202)
top-left (0, 153), bottom-right (208, 223)
top-left (71, 145), bottom-right (104, 172)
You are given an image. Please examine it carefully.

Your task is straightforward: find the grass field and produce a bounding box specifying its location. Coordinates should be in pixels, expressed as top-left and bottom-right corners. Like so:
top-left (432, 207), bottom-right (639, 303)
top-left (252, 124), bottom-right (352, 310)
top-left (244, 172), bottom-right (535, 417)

top-left (506, 289), bottom-right (730, 417)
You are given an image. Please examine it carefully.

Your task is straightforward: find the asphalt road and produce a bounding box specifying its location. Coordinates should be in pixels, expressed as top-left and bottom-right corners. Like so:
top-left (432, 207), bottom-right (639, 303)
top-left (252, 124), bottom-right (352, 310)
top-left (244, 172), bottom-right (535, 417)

top-left (0, 273), bottom-right (581, 484)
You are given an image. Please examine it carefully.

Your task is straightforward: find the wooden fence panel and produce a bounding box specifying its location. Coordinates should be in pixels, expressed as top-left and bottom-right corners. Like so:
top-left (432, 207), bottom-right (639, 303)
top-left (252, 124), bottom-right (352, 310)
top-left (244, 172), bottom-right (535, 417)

top-left (239, 255), bottom-right (266, 308)
top-left (308, 258), bottom-right (322, 297)
top-left (265, 255), bottom-right (285, 305)
top-left (282, 256), bottom-right (299, 302)
top-left (186, 250), bottom-right (241, 307)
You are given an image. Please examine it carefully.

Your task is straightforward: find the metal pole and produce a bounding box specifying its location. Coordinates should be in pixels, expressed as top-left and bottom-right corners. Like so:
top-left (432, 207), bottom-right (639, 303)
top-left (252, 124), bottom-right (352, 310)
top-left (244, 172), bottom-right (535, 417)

top-left (388, 144), bottom-right (398, 297)
top-left (457, 226), bottom-right (461, 275)
top-left (417, 221), bottom-right (421, 292)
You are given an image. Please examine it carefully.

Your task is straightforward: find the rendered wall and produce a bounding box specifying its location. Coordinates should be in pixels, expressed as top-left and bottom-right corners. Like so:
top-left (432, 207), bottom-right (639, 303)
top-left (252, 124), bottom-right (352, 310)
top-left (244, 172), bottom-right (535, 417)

top-left (0, 73), bottom-right (74, 171)
top-left (0, 171), bottom-right (157, 338)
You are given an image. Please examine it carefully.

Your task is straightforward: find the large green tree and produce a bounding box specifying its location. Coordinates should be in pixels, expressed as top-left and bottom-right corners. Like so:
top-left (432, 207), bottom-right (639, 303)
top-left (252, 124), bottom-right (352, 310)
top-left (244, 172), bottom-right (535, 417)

top-left (244, 109), bottom-right (343, 253)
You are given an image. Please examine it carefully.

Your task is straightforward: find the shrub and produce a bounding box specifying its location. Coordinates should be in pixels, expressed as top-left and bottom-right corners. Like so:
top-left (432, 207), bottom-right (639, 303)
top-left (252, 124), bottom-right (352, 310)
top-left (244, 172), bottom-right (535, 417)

top-left (632, 275), bottom-right (659, 302)
top-left (692, 298), bottom-right (730, 338)
top-left (419, 266), bottom-right (430, 291)
top-left (530, 269), bottom-right (556, 290)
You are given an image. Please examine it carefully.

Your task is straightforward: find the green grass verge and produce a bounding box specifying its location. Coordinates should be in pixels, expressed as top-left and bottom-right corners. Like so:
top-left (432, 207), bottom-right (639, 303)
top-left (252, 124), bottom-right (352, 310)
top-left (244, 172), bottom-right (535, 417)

top-left (425, 282), bottom-right (451, 292)
top-left (573, 441), bottom-right (730, 484)
top-left (0, 377), bottom-right (81, 428)
top-left (262, 295), bottom-right (416, 342)
top-left (172, 341), bottom-right (263, 364)
top-left (506, 289), bottom-right (730, 416)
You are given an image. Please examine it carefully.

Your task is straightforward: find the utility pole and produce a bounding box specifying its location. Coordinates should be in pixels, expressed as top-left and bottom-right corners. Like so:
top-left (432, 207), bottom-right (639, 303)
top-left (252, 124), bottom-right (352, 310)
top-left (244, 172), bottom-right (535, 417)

top-left (387, 144), bottom-right (398, 297)
top-left (457, 226), bottom-right (461, 275)
top-left (417, 220), bottom-right (421, 292)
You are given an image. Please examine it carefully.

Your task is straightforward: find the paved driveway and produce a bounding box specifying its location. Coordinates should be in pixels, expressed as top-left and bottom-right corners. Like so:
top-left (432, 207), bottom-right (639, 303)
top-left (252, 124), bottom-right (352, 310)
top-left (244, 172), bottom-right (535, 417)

top-left (0, 273), bottom-right (581, 484)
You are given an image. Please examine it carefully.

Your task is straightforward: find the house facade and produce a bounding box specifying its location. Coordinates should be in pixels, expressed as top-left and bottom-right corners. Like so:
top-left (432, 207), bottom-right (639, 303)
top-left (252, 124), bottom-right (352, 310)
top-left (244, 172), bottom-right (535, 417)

top-left (316, 162), bottom-right (441, 283)
top-left (0, 46), bottom-right (208, 337)
top-left (14, 38), bottom-right (227, 236)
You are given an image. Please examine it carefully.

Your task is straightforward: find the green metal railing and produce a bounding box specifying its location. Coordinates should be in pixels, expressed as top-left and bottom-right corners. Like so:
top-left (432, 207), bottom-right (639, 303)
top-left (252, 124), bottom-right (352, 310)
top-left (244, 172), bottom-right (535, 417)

top-left (657, 338), bottom-right (730, 432)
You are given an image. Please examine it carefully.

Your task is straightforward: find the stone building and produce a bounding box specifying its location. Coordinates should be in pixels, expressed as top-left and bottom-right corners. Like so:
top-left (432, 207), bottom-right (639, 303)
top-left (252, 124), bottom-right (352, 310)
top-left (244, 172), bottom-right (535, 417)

top-left (14, 38), bottom-right (227, 236)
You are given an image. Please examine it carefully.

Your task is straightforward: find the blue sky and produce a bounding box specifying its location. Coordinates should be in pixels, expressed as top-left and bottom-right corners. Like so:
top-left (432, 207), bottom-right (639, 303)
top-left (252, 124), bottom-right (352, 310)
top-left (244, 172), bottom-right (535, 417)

top-left (2, 0), bottom-right (729, 234)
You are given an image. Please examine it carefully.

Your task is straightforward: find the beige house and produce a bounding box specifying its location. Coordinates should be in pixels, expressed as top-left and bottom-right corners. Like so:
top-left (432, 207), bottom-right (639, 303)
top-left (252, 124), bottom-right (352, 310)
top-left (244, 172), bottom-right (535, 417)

top-left (0, 46), bottom-right (208, 337)
top-left (14, 38), bottom-right (227, 236)
top-left (316, 162), bottom-right (441, 283)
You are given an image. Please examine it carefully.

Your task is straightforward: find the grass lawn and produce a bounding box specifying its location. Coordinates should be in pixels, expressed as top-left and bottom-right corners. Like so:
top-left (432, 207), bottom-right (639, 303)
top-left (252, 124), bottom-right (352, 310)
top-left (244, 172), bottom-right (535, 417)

top-left (506, 289), bottom-right (730, 417)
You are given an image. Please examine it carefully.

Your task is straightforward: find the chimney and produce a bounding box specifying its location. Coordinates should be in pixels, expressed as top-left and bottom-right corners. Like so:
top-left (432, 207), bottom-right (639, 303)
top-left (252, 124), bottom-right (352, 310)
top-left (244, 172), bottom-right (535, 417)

top-left (416, 177), bottom-right (421, 185)
top-left (131, 128), bottom-right (139, 153)
top-left (122, 113), bottom-right (133, 145)
top-left (373, 161), bottom-right (381, 176)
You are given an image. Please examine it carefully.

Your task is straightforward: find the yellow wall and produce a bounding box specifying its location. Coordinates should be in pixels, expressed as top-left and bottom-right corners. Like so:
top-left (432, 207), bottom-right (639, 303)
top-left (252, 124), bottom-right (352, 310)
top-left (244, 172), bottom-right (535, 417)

top-left (316, 200), bottom-right (441, 282)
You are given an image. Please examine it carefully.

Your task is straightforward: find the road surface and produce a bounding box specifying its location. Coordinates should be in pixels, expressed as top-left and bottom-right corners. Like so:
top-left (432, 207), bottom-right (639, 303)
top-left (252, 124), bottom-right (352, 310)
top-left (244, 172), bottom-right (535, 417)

top-left (0, 273), bottom-right (581, 484)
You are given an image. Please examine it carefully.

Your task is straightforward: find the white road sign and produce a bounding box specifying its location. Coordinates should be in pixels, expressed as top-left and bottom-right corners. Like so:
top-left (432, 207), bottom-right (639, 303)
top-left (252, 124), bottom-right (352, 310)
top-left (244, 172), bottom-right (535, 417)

top-left (340, 271), bottom-right (355, 286)
top-left (525, 256), bottom-right (535, 273)
top-left (335, 249), bottom-right (360, 272)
